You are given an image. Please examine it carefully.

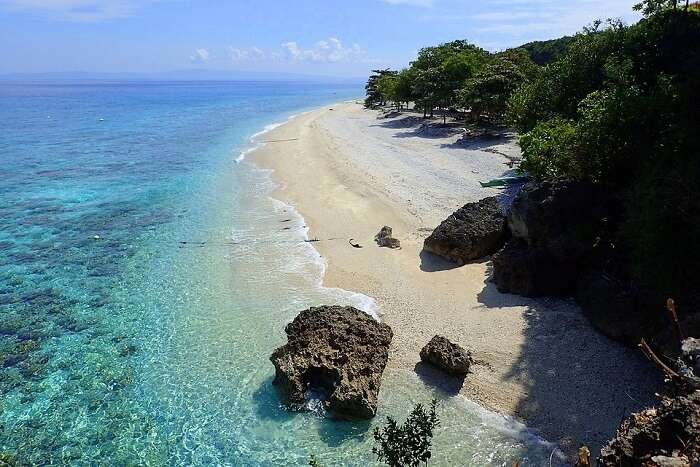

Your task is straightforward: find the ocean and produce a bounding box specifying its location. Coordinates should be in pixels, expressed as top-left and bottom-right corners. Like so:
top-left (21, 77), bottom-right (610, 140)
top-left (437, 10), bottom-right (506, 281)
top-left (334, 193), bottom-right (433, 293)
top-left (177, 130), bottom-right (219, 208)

top-left (0, 81), bottom-right (557, 465)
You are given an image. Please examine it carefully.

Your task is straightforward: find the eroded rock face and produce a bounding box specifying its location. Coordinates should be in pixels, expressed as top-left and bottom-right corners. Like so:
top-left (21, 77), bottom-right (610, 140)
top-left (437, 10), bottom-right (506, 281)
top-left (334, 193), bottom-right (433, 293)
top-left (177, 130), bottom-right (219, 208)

top-left (492, 239), bottom-right (576, 296)
top-left (507, 180), bottom-right (609, 262)
top-left (423, 197), bottom-right (508, 265)
top-left (598, 391), bottom-right (700, 467)
top-left (419, 335), bottom-right (472, 376)
top-left (682, 339), bottom-right (700, 376)
top-left (270, 305), bottom-right (393, 420)
top-left (492, 180), bottom-right (611, 297)
top-left (575, 270), bottom-right (660, 345)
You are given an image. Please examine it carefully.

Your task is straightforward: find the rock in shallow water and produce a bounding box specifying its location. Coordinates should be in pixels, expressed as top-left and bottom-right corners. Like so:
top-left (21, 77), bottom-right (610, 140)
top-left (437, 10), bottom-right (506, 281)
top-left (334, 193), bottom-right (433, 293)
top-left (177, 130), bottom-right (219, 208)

top-left (423, 197), bottom-right (507, 265)
top-left (419, 335), bottom-right (472, 376)
top-left (270, 305), bottom-right (393, 419)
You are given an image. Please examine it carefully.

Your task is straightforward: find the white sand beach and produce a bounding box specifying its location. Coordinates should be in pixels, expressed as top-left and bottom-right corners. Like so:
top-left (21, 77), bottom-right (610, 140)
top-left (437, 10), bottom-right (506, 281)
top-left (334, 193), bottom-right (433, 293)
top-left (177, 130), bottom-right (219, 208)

top-left (252, 101), bottom-right (661, 455)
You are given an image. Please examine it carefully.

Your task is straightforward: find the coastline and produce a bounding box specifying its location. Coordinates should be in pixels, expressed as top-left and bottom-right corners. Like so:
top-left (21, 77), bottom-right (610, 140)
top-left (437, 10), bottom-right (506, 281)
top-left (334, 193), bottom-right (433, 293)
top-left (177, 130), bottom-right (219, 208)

top-left (249, 101), bottom-right (660, 456)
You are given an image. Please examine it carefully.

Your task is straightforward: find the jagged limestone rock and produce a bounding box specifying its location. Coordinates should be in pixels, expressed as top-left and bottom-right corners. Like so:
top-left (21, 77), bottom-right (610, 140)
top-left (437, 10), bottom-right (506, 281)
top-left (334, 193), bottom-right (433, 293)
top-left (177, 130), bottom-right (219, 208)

top-left (270, 305), bottom-right (393, 419)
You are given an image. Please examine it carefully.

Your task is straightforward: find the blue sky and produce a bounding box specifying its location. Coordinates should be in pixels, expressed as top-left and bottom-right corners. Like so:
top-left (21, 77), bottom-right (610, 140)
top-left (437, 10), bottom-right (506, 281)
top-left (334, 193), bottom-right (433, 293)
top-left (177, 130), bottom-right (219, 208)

top-left (0, 0), bottom-right (641, 77)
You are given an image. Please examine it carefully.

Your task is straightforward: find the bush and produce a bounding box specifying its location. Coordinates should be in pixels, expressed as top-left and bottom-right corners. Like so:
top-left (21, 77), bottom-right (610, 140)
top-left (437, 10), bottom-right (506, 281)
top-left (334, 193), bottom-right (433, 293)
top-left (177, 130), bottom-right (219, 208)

top-left (372, 400), bottom-right (440, 467)
top-left (519, 118), bottom-right (578, 179)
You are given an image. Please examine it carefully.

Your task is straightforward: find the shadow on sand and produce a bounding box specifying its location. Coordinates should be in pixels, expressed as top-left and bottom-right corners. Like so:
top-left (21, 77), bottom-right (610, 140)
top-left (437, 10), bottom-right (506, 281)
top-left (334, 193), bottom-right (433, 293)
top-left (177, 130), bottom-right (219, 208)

top-left (370, 115), bottom-right (465, 140)
top-left (419, 250), bottom-right (462, 272)
top-left (476, 277), bottom-right (663, 455)
top-left (439, 131), bottom-right (516, 151)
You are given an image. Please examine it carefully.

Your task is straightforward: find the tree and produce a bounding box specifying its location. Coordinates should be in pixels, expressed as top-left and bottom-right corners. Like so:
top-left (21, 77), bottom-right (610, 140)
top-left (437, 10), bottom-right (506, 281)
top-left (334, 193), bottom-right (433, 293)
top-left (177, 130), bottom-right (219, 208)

top-left (408, 40), bottom-right (488, 120)
top-left (365, 69), bottom-right (398, 108)
top-left (634, 0), bottom-right (678, 15)
top-left (411, 68), bottom-right (442, 118)
top-left (460, 49), bottom-right (539, 123)
top-left (377, 74), bottom-right (401, 110)
top-left (372, 400), bottom-right (440, 467)
top-left (394, 68), bottom-right (416, 109)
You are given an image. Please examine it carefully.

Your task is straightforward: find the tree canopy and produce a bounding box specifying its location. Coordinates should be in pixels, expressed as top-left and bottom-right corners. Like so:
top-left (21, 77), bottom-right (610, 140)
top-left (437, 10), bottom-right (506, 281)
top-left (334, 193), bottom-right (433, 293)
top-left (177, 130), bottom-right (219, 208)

top-left (508, 8), bottom-right (700, 305)
top-left (364, 39), bottom-right (536, 122)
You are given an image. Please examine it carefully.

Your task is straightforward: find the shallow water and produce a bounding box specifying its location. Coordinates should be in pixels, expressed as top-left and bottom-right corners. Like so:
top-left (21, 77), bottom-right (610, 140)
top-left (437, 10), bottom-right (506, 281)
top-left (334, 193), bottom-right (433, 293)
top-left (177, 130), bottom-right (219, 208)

top-left (0, 81), bottom-right (560, 465)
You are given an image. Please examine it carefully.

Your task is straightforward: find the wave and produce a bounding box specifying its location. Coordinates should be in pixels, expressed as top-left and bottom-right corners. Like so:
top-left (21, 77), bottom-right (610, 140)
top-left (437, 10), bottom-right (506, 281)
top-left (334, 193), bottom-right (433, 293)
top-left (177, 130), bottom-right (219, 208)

top-left (234, 110), bottom-right (311, 164)
top-left (267, 197), bottom-right (381, 321)
top-left (234, 108), bottom-right (381, 321)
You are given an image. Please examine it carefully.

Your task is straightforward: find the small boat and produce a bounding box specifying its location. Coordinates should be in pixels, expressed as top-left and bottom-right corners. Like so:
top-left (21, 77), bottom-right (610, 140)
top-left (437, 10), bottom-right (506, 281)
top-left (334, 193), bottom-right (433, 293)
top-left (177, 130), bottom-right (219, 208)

top-left (479, 176), bottom-right (529, 188)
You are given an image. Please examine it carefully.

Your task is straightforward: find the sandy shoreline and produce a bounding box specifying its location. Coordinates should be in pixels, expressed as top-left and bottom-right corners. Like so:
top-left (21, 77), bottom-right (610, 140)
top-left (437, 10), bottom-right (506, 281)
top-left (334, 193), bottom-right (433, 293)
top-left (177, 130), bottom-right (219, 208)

top-left (250, 101), bottom-right (660, 456)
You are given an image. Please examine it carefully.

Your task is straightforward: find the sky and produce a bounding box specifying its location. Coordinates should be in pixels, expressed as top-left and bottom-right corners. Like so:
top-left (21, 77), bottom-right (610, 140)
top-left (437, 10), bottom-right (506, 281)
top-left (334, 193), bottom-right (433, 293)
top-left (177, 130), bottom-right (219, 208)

top-left (0, 0), bottom-right (642, 77)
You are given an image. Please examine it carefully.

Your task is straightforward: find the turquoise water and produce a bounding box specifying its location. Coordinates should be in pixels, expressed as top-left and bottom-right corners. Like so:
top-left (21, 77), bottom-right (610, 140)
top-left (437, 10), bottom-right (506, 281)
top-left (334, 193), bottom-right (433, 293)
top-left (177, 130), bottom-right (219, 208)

top-left (0, 81), bottom-right (558, 465)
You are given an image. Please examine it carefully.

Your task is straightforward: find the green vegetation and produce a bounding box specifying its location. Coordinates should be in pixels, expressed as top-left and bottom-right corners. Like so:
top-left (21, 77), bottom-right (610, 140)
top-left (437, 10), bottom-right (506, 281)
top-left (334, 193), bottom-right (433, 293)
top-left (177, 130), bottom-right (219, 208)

top-left (365, 2), bottom-right (700, 329)
top-left (519, 36), bottom-right (575, 65)
top-left (509, 8), bottom-right (700, 305)
top-left (459, 49), bottom-right (540, 124)
top-left (372, 400), bottom-right (440, 467)
top-left (364, 41), bottom-right (535, 123)
top-left (365, 69), bottom-right (399, 108)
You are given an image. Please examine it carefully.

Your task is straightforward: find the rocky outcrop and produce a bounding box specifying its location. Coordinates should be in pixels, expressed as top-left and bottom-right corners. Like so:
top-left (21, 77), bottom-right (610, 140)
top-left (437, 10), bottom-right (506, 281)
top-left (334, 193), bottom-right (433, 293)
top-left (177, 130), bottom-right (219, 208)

top-left (375, 226), bottom-right (401, 249)
top-left (423, 197), bottom-right (508, 265)
top-left (492, 180), bottom-right (610, 297)
top-left (507, 180), bottom-right (610, 261)
top-left (598, 390), bottom-right (700, 467)
top-left (492, 239), bottom-right (576, 296)
top-left (419, 335), bottom-right (472, 376)
top-left (270, 305), bottom-right (393, 420)
top-left (682, 338), bottom-right (700, 376)
top-left (575, 270), bottom-right (660, 346)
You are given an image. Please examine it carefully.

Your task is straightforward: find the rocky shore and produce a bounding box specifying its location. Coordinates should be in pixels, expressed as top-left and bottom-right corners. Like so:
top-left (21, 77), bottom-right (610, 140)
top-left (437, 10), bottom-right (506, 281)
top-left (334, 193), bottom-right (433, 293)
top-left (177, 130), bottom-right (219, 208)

top-left (254, 102), bottom-right (661, 457)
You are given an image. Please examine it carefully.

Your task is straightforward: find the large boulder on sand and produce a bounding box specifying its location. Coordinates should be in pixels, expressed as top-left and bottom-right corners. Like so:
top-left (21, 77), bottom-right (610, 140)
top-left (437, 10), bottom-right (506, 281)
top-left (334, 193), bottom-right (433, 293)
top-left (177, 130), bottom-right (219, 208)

top-left (492, 180), bottom-right (610, 297)
top-left (423, 197), bottom-right (508, 265)
top-left (270, 305), bottom-right (393, 419)
top-left (598, 390), bottom-right (700, 466)
top-left (419, 335), bottom-right (472, 376)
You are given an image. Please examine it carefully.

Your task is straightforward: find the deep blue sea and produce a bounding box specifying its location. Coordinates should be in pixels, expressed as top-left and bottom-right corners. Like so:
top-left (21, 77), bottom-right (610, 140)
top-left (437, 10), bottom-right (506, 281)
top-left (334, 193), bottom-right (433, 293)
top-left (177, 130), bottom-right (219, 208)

top-left (0, 81), bottom-right (558, 465)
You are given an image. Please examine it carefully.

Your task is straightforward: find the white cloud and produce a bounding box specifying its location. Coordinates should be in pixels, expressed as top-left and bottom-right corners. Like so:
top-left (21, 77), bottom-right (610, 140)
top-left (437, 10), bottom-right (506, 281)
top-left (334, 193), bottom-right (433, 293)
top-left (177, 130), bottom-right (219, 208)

top-left (281, 41), bottom-right (302, 60)
top-left (280, 37), bottom-right (365, 63)
top-left (189, 48), bottom-right (210, 63)
top-left (414, 0), bottom-right (640, 48)
top-left (229, 46), bottom-right (265, 62)
top-left (0, 0), bottom-right (152, 21)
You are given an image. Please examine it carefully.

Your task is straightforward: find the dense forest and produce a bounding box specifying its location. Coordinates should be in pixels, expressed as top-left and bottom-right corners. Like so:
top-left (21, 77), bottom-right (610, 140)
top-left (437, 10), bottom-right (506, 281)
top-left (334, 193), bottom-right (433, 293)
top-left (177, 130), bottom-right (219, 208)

top-left (366, 0), bottom-right (700, 344)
